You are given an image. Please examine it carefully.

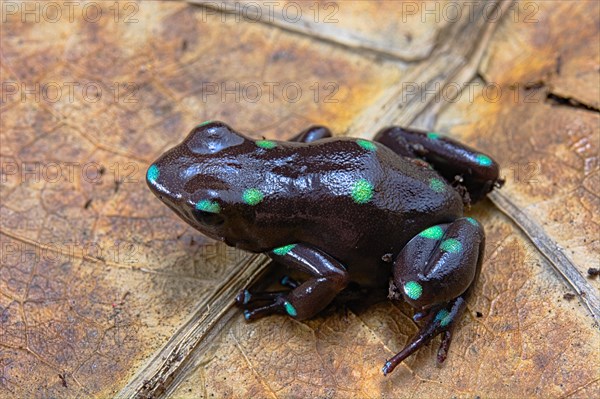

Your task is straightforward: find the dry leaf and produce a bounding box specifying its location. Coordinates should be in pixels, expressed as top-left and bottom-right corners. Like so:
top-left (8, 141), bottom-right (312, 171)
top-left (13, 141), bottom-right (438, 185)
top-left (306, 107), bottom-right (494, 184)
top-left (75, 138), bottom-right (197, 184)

top-left (1, 1), bottom-right (598, 398)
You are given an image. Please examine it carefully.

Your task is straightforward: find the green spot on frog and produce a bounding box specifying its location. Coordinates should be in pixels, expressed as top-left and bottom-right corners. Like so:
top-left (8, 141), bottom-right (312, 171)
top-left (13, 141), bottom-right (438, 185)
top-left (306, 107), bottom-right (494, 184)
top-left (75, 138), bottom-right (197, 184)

top-left (440, 238), bottom-right (462, 253)
top-left (256, 140), bottom-right (277, 149)
top-left (147, 165), bottom-right (159, 182)
top-left (403, 281), bottom-right (423, 300)
top-left (419, 225), bottom-right (444, 240)
top-left (476, 154), bottom-right (492, 167)
top-left (351, 179), bottom-right (374, 204)
top-left (427, 132), bottom-right (441, 140)
top-left (272, 244), bottom-right (296, 256)
top-left (356, 139), bottom-right (377, 151)
top-left (283, 300), bottom-right (298, 317)
top-left (197, 120), bottom-right (213, 127)
top-left (435, 309), bottom-right (451, 327)
top-left (429, 178), bottom-right (445, 193)
top-left (243, 188), bottom-right (264, 206)
top-left (196, 199), bottom-right (220, 214)
top-left (466, 217), bottom-right (478, 226)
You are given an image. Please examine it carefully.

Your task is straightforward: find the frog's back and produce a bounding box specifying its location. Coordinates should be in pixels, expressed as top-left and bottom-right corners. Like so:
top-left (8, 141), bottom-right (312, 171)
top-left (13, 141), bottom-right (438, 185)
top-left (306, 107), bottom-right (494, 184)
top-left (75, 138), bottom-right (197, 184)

top-left (255, 137), bottom-right (464, 267)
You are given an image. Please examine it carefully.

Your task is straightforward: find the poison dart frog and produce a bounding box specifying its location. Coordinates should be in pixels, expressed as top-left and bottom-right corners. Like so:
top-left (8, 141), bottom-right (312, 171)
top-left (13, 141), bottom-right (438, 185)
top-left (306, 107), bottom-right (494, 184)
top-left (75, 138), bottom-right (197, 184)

top-left (146, 121), bottom-right (503, 375)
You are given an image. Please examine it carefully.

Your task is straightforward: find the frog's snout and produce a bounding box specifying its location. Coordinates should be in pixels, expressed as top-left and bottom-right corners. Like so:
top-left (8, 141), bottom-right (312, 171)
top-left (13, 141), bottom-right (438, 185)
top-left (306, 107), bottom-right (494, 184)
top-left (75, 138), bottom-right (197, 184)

top-left (146, 163), bottom-right (167, 197)
top-left (146, 164), bottom-right (160, 191)
top-left (145, 162), bottom-right (183, 205)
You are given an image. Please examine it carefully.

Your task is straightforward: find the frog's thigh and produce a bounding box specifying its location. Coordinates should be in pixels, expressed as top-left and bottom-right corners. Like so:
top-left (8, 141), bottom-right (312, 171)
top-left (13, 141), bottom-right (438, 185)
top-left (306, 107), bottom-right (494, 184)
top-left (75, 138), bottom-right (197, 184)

top-left (289, 126), bottom-right (332, 143)
top-left (269, 244), bottom-right (349, 320)
top-left (374, 126), bottom-right (501, 203)
top-left (393, 217), bottom-right (484, 308)
top-left (383, 218), bottom-right (485, 375)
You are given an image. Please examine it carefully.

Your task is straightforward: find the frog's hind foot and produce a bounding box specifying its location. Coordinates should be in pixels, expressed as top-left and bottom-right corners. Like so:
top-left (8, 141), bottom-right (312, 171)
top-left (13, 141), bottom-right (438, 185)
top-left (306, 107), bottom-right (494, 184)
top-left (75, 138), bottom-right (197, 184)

top-left (382, 297), bottom-right (467, 376)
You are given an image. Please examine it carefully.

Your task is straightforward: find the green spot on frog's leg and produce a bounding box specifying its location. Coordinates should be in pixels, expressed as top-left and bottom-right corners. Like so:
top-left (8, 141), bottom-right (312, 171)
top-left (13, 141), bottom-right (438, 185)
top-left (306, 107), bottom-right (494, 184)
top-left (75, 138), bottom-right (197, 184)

top-left (429, 178), bottom-right (445, 193)
top-left (197, 120), bottom-right (212, 127)
top-left (419, 225), bottom-right (444, 240)
top-left (435, 309), bottom-right (452, 327)
top-left (475, 154), bottom-right (493, 167)
top-left (196, 199), bottom-right (220, 213)
top-left (351, 179), bottom-right (374, 204)
top-left (147, 165), bottom-right (159, 182)
top-left (356, 139), bottom-right (377, 151)
top-left (466, 217), bottom-right (478, 226)
top-left (427, 132), bottom-right (441, 140)
top-left (272, 244), bottom-right (296, 256)
top-left (403, 281), bottom-right (423, 300)
top-left (242, 188), bottom-right (264, 206)
top-left (440, 238), bottom-right (462, 253)
top-left (283, 300), bottom-right (298, 317)
top-left (256, 140), bottom-right (277, 149)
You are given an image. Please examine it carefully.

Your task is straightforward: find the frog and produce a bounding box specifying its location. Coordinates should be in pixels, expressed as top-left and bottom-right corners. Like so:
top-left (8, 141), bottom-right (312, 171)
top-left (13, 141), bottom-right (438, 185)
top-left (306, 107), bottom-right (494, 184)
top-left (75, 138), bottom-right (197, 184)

top-left (146, 121), bottom-right (503, 375)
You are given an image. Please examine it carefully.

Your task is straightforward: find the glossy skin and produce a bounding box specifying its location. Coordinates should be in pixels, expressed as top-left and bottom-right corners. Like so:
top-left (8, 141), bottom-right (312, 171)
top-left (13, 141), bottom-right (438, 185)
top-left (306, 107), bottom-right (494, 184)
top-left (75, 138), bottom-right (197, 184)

top-left (146, 121), bottom-right (503, 375)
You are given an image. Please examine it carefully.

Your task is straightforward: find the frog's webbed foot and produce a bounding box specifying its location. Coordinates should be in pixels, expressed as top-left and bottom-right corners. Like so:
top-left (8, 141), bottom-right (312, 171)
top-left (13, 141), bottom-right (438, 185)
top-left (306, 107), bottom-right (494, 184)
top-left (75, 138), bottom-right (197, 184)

top-left (384, 217), bottom-right (485, 375)
top-left (382, 297), bottom-right (467, 375)
top-left (236, 244), bottom-right (349, 322)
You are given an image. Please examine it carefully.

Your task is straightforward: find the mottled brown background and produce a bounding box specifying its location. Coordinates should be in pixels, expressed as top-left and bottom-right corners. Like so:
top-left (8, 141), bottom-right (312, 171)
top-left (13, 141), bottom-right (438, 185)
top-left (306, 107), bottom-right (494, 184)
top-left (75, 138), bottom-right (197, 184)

top-left (1, 1), bottom-right (598, 398)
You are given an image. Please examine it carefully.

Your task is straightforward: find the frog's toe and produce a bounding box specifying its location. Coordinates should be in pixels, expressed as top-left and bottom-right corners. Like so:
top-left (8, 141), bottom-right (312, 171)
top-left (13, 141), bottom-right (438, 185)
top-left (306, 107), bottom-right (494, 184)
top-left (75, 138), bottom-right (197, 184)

top-left (280, 275), bottom-right (300, 289)
top-left (412, 308), bottom-right (432, 322)
top-left (235, 288), bottom-right (298, 321)
top-left (242, 301), bottom-right (284, 321)
top-left (437, 330), bottom-right (453, 364)
top-left (234, 289), bottom-right (288, 308)
top-left (237, 293), bottom-right (299, 321)
top-left (235, 289), bottom-right (253, 306)
top-left (382, 297), bottom-right (466, 376)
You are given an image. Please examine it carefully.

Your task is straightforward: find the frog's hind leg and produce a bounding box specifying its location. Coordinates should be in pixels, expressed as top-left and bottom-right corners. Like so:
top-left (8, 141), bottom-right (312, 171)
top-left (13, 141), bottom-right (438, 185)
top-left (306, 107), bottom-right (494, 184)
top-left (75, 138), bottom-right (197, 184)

top-left (383, 217), bottom-right (485, 375)
top-left (374, 126), bottom-right (503, 204)
top-left (289, 126), bottom-right (332, 143)
top-left (236, 244), bottom-right (349, 321)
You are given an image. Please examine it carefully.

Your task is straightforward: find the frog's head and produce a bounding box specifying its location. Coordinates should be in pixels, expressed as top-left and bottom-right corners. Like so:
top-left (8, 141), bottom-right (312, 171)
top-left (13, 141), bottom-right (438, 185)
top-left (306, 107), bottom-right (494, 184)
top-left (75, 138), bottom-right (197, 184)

top-left (146, 121), bottom-right (253, 245)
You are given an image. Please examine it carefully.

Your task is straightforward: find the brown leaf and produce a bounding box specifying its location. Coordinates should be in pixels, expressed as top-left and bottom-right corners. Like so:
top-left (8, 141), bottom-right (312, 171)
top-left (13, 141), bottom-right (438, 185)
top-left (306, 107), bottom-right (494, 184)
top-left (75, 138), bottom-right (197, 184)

top-left (190, 0), bottom-right (449, 61)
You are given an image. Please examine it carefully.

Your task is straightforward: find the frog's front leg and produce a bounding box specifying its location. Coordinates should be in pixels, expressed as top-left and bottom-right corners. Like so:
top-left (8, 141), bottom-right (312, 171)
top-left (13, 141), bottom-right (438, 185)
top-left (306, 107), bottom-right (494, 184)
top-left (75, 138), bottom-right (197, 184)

top-left (237, 244), bottom-right (349, 321)
top-left (289, 125), bottom-right (332, 143)
top-left (383, 217), bottom-right (484, 375)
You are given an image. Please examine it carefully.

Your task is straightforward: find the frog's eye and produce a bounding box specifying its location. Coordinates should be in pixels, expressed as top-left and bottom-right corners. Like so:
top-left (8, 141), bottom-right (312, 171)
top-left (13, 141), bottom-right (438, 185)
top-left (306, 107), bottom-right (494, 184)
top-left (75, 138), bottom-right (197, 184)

top-left (186, 122), bottom-right (245, 155)
top-left (192, 209), bottom-right (225, 226)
